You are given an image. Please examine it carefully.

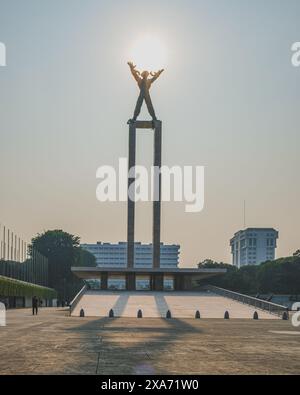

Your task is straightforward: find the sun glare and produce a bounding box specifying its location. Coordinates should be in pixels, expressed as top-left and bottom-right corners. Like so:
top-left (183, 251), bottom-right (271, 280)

top-left (129, 34), bottom-right (167, 72)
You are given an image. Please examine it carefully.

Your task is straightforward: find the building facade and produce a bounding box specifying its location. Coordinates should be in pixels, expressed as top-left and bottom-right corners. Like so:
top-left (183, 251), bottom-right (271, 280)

top-left (230, 228), bottom-right (278, 268)
top-left (81, 242), bottom-right (180, 269)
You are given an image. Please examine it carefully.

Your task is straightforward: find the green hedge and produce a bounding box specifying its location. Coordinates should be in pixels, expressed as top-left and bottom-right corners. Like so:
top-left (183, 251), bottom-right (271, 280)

top-left (0, 275), bottom-right (57, 299)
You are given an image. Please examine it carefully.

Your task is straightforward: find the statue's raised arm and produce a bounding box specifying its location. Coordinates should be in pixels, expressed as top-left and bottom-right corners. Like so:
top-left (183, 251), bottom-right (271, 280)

top-left (150, 69), bottom-right (164, 84)
top-left (128, 62), bottom-right (141, 84)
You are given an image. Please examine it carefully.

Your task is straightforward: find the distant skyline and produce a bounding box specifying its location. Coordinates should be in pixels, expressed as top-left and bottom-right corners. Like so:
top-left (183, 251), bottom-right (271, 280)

top-left (0, 0), bottom-right (299, 266)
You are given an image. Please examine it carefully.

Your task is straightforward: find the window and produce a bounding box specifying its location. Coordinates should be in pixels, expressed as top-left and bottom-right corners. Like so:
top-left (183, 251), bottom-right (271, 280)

top-left (108, 275), bottom-right (126, 290)
top-left (136, 275), bottom-right (151, 291)
top-left (249, 238), bottom-right (257, 247)
top-left (86, 279), bottom-right (101, 290)
top-left (164, 276), bottom-right (175, 291)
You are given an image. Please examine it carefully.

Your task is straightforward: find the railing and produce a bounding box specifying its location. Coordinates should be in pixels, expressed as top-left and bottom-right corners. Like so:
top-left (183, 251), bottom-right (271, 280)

top-left (69, 285), bottom-right (87, 315)
top-left (0, 251), bottom-right (49, 287)
top-left (0, 222), bottom-right (49, 287)
top-left (206, 285), bottom-right (289, 318)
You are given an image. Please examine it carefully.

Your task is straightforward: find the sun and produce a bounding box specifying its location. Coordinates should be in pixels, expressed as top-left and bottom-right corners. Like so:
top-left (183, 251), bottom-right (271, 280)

top-left (129, 34), bottom-right (167, 71)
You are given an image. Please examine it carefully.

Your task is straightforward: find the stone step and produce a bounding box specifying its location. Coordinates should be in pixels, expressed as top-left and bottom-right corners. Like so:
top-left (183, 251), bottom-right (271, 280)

top-left (72, 291), bottom-right (278, 319)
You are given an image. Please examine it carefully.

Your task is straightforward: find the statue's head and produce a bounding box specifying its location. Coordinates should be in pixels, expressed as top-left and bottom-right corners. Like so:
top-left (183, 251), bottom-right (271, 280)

top-left (141, 70), bottom-right (149, 79)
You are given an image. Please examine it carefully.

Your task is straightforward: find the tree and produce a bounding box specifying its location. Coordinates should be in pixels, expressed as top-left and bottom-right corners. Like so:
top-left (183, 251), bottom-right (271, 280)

top-left (257, 256), bottom-right (300, 294)
top-left (74, 248), bottom-right (96, 268)
top-left (235, 265), bottom-right (258, 294)
top-left (197, 255), bottom-right (300, 295)
top-left (197, 259), bottom-right (237, 289)
top-left (198, 259), bottom-right (232, 269)
top-left (29, 230), bottom-right (95, 301)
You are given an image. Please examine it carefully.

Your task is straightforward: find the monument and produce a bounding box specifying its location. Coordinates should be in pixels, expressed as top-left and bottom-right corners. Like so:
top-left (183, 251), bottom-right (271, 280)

top-left (71, 63), bottom-right (226, 291)
top-left (126, 62), bottom-right (164, 289)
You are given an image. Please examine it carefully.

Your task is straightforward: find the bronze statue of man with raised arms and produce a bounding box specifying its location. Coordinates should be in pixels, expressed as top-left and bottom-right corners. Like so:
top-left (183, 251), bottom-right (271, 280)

top-left (127, 61), bottom-right (164, 124)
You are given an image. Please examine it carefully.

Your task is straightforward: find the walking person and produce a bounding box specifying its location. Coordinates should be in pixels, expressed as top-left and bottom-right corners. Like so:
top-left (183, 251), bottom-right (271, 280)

top-left (32, 296), bottom-right (38, 316)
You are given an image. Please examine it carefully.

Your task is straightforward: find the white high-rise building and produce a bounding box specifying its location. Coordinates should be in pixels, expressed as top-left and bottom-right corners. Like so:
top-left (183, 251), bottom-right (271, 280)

top-left (230, 228), bottom-right (278, 268)
top-left (81, 242), bottom-right (180, 269)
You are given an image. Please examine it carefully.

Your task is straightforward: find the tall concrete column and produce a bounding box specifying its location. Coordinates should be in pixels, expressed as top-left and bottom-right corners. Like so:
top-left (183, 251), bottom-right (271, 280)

top-left (152, 121), bottom-right (162, 269)
top-left (126, 273), bottom-right (135, 291)
top-left (127, 123), bottom-right (136, 269)
top-left (101, 273), bottom-right (108, 290)
top-left (153, 274), bottom-right (164, 291)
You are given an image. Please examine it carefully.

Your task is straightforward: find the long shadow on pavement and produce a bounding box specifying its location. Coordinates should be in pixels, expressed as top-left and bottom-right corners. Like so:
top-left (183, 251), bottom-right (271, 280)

top-left (67, 300), bottom-right (203, 375)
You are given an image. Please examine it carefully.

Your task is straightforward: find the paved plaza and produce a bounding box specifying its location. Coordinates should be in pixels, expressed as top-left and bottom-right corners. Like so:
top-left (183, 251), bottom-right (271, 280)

top-left (72, 291), bottom-right (279, 319)
top-left (0, 308), bottom-right (300, 375)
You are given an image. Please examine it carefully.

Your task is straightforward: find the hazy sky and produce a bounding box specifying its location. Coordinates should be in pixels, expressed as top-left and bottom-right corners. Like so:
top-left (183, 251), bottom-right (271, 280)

top-left (0, 0), bottom-right (299, 266)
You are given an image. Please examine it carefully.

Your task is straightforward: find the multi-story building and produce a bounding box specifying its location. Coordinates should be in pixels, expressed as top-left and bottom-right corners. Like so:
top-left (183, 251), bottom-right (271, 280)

top-left (81, 242), bottom-right (180, 269)
top-left (230, 228), bottom-right (278, 268)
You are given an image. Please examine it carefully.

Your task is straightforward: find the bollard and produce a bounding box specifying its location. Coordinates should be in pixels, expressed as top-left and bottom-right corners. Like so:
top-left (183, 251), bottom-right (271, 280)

top-left (224, 311), bottom-right (230, 320)
top-left (253, 311), bottom-right (259, 320)
top-left (195, 310), bottom-right (201, 319)
top-left (166, 310), bottom-right (172, 319)
top-left (137, 309), bottom-right (143, 318)
top-left (282, 311), bottom-right (289, 321)
top-left (109, 309), bottom-right (114, 318)
top-left (79, 308), bottom-right (85, 317)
